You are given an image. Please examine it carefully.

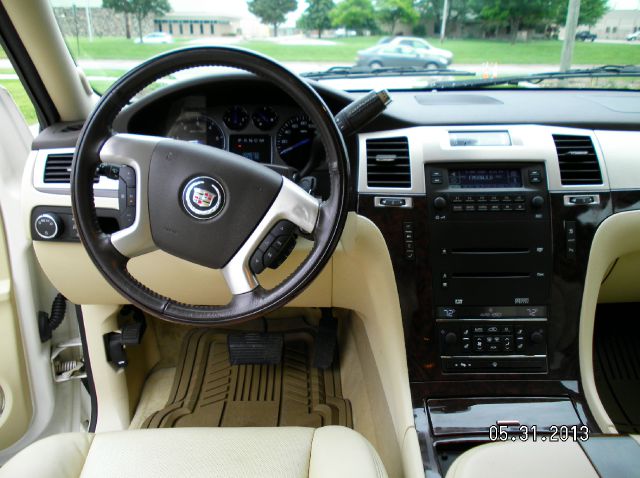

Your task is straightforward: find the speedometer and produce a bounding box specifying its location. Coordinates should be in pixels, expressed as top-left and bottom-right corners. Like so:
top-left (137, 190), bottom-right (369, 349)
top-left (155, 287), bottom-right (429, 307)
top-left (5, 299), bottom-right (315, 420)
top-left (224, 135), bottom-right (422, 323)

top-left (275, 115), bottom-right (316, 169)
top-left (167, 112), bottom-right (225, 148)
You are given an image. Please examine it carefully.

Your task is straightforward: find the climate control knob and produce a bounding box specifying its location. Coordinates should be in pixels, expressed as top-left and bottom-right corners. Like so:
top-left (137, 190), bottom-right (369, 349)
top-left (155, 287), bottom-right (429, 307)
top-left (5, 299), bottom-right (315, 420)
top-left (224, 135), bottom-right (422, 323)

top-left (531, 196), bottom-right (545, 208)
top-left (444, 332), bottom-right (458, 345)
top-left (34, 213), bottom-right (63, 240)
top-left (434, 196), bottom-right (447, 210)
top-left (530, 330), bottom-right (544, 344)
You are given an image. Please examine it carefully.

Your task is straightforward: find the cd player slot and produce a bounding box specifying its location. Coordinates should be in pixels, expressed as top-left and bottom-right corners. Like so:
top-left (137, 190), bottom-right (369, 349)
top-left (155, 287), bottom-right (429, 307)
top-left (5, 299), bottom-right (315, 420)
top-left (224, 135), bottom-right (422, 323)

top-left (450, 248), bottom-right (530, 255)
top-left (451, 272), bottom-right (531, 279)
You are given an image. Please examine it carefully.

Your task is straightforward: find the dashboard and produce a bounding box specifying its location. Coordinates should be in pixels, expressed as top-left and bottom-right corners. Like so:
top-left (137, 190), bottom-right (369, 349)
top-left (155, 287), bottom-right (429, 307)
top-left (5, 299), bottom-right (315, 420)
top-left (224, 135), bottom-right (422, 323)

top-left (112, 76), bottom-right (352, 173)
top-left (20, 71), bottom-right (640, 477)
top-left (23, 76), bottom-right (640, 463)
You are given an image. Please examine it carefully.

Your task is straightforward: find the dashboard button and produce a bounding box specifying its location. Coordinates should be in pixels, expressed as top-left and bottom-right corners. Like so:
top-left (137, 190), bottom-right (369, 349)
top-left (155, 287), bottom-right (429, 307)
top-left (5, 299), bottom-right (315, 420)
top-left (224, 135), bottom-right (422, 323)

top-left (434, 196), bottom-right (447, 210)
top-left (531, 196), bottom-right (545, 208)
top-left (379, 197), bottom-right (406, 207)
top-left (34, 213), bottom-right (62, 240)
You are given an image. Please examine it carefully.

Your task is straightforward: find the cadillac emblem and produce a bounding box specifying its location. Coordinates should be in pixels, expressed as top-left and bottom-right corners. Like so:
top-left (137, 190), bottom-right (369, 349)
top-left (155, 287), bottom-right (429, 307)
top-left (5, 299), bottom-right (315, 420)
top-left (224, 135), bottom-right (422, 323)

top-left (181, 176), bottom-right (224, 219)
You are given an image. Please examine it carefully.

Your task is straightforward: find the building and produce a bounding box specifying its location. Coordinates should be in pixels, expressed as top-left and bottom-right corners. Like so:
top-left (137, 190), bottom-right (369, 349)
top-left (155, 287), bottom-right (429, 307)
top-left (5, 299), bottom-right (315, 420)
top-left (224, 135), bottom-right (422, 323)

top-left (590, 9), bottom-right (640, 40)
top-left (50, 0), bottom-right (270, 39)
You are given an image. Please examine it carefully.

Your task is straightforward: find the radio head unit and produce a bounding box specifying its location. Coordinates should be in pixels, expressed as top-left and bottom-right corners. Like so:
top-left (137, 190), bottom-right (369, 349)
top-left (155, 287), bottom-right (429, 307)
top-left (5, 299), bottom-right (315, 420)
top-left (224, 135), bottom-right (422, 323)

top-left (427, 163), bottom-right (547, 221)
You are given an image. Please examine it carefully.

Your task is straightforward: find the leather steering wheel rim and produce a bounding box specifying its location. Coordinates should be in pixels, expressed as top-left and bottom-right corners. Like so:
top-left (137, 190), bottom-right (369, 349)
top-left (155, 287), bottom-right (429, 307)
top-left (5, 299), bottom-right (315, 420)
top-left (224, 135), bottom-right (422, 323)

top-left (71, 46), bottom-right (349, 325)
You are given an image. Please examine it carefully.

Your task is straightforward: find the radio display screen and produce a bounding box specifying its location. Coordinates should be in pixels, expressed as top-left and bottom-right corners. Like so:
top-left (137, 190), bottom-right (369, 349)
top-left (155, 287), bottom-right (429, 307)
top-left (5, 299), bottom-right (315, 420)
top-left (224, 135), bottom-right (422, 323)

top-left (448, 168), bottom-right (522, 189)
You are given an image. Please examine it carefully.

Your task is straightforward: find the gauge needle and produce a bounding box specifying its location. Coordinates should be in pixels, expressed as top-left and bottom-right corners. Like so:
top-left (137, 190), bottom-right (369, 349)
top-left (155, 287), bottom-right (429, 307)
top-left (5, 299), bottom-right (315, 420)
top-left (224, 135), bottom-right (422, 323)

top-left (280, 138), bottom-right (311, 156)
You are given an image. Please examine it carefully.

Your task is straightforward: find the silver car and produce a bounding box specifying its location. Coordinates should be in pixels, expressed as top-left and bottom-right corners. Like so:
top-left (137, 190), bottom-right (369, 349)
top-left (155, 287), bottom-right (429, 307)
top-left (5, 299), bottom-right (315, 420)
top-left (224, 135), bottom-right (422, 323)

top-left (356, 43), bottom-right (452, 69)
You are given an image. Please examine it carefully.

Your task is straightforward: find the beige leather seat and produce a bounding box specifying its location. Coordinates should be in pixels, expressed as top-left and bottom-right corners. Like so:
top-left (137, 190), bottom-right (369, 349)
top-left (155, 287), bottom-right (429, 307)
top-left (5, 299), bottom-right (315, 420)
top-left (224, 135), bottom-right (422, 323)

top-left (0, 426), bottom-right (387, 478)
top-left (445, 440), bottom-right (598, 478)
top-left (447, 434), bottom-right (640, 478)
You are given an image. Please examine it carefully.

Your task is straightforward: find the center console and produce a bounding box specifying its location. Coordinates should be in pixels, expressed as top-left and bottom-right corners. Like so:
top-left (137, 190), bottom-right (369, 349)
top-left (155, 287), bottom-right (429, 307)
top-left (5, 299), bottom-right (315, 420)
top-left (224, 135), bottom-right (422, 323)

top-left (355, 120), bottom-right (629, 476)
top-left (426, 163), bottom-right (551, 374)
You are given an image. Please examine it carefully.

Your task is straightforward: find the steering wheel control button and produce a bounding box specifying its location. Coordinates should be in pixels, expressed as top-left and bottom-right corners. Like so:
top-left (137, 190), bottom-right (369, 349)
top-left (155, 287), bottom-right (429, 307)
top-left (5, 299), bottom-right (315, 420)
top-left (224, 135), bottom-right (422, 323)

top-left (181, 176), bottom-right (225, 220)
top-left (249, 220), bottom-right (298, 274)
top-left (34, 213), bottom-right (62, 240)
top-left (117, 166), bottom-right (137, 228)
top-left (119, 165), bottom-right (136, 187)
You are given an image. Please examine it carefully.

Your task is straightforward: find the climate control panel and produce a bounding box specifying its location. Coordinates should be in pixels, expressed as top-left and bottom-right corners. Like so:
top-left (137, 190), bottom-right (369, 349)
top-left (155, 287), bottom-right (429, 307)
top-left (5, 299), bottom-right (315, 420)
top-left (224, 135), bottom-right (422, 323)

top-left (436, 305), bottom-right (548, 374)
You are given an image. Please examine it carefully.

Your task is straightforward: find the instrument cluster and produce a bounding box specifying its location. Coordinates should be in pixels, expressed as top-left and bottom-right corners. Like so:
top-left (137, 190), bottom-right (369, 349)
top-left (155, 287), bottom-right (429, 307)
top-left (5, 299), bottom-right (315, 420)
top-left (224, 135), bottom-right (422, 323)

top-left (166, 101), bottom-right (316, 170)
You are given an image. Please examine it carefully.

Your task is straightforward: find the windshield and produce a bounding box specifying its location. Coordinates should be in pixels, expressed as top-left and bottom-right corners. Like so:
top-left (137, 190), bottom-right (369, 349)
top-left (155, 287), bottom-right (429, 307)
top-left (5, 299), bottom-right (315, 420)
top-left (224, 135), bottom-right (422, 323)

top-left (47, 0), bottom-right (640, 92)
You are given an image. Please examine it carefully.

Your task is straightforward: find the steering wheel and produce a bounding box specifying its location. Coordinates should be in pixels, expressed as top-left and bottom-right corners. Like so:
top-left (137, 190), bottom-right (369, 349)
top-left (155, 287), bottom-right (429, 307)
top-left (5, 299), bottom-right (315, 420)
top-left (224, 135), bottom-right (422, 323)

top-left (71, 47), bottom-right (349, 325)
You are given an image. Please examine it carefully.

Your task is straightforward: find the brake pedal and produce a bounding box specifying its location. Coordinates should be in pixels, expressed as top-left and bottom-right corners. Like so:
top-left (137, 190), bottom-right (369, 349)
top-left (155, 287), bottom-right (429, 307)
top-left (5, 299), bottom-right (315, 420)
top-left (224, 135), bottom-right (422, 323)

top-left (228, 333), bottom-right (283, 365)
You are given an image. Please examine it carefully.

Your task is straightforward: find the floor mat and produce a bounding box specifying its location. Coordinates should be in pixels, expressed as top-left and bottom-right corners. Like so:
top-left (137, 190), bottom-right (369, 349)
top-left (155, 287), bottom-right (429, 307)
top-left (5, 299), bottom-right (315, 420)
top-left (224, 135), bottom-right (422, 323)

top-left (594, 304), bottom-right (640, 434)
top-left (143, 329), bottom-right (352, 429)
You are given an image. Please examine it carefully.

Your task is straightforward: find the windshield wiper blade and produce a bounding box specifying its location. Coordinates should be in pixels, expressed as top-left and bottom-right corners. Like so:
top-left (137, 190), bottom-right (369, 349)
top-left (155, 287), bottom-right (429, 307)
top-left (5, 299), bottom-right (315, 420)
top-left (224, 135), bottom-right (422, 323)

top-left (301, 65), bottom-right (476, 80)
top-left (430, 65), bottom-right (640, 89)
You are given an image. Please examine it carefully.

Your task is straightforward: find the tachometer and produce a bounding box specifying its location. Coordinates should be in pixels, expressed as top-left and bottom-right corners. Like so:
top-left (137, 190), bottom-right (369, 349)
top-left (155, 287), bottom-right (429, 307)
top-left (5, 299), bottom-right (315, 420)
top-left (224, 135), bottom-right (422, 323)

top-left (167, 112), bottom-right (225, 148)
top-left (276, 115), bottom-right (316, 169)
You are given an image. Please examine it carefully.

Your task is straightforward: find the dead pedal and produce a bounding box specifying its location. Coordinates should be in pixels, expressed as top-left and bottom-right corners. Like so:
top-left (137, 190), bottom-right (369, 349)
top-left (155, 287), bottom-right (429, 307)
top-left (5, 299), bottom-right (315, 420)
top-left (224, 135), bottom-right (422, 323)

top-left (228, 333), bottom-right (283, 365)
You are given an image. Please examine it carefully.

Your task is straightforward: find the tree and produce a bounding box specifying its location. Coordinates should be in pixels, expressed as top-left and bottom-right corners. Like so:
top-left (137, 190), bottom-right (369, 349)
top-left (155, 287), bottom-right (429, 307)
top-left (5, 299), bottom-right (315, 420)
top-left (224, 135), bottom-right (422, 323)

top-left (375, 0), bottom-right (418, 35)
top-left (102, 0), bottom-right (133, 38)
top-left (330, 0), bottom-right (377, 35)
top-left (298, 0), bottom-right (335, 38)
top-left (103, 0), bottom-right (170, 41)
top-left (552, 0), bottom-right (608, 27)
top-left (472, 0), bottom-right (551, 43)
top-left (415, 0), bottom-right (473, 38)
top-left (248, 0), bottom-right (297, 37)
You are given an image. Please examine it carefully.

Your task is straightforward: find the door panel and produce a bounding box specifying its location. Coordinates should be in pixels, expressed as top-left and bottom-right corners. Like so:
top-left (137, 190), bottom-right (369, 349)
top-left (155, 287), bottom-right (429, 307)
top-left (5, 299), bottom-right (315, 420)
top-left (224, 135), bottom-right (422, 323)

top-left (0, 220), bottom-right (32, 449)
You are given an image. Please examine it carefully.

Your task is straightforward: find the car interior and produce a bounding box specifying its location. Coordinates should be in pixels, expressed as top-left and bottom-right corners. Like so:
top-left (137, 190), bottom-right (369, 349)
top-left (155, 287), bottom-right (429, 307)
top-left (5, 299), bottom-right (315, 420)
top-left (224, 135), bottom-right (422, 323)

top-left (0, 0), bottom-right (640, 477)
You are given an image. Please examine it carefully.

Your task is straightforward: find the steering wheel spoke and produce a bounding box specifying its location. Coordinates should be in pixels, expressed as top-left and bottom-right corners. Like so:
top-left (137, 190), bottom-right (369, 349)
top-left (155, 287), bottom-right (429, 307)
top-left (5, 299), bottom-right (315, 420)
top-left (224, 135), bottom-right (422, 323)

top-left (100, 134), bottom-right (161, 258)
top-left (222, 177), bottom-right (320, 295)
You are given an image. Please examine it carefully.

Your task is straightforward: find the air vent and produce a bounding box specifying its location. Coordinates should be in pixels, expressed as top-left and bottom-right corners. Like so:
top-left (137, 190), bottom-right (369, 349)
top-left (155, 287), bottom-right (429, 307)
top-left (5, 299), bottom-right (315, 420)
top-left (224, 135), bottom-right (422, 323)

top-left (43, 153), bottom-right (74, 183)
top-left (552, 134), bottom-right (603, 185)
top-left (366, 136), bottom-right (411, 188)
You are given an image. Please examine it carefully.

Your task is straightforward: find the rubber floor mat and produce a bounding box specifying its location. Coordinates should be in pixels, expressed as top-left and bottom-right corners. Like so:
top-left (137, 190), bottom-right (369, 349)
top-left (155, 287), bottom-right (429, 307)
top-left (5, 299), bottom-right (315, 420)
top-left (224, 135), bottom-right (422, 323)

top-left (594, 304), bottom-right (640, 434)
top-left (143, 329), bottom-right (352, 429)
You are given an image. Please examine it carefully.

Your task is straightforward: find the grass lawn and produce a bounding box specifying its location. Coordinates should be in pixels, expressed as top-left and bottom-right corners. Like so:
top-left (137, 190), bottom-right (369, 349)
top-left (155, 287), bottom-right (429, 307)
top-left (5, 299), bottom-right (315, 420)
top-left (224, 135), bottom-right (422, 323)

top-left (242, 37), bottom-right (640, 65)
top-left (1, 36), bottom-right (638, 121)
top-left (35, 36), bottom-right (640, 65)
top-left (2, 36), bottom-right (635, 65)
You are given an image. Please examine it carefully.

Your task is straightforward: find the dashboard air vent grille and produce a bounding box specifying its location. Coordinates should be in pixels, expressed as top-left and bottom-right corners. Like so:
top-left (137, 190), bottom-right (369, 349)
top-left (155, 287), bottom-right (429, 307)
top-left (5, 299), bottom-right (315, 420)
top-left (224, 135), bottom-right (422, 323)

top-left (366, 136), bottom-right (411, 188)
top-left (552, 134), bottom-right (603, 185)
top-left (43, 153), bottom-right (74, 183)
